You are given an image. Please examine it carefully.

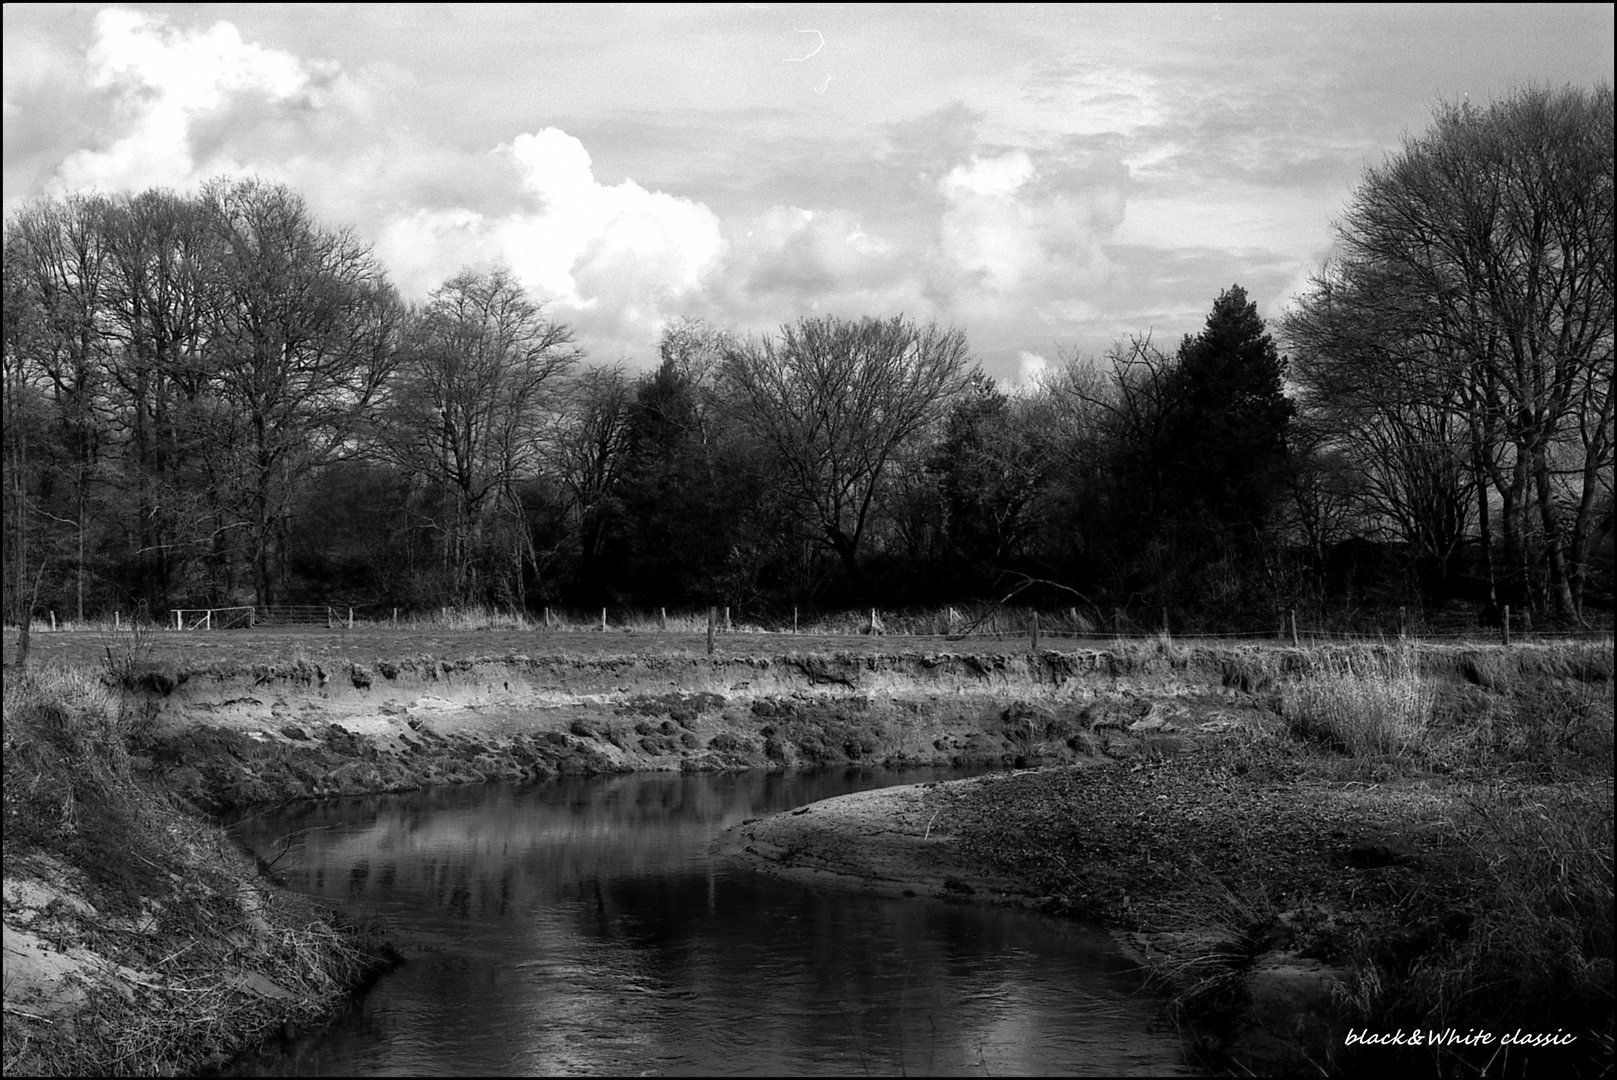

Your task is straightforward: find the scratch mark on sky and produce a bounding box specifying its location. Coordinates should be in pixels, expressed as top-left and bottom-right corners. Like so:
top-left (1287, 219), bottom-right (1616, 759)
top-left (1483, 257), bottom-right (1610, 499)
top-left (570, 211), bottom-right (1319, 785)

top-left (784, 27), bottom-right (824, 62)
top-left (816, 75), bottom-right (831, 94)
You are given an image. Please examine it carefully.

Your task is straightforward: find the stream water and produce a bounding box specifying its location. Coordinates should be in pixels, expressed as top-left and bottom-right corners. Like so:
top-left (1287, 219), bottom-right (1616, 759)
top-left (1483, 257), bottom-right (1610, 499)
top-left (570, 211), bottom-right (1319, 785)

top-left (230, 767), bottom-right (1188, 1076)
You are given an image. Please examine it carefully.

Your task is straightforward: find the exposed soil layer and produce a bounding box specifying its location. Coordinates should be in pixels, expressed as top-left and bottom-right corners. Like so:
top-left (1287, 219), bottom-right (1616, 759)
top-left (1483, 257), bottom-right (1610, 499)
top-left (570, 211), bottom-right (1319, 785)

top-left (73, 631), bottom-right (1314, 812)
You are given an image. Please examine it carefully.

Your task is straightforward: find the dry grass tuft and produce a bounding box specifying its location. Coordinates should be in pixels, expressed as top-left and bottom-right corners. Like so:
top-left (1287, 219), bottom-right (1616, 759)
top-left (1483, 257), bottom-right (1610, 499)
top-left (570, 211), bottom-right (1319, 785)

top-left (1337, 780), bottom-right (1614, 1077)
top-left (1281, 645), bottom-right (1432, 763)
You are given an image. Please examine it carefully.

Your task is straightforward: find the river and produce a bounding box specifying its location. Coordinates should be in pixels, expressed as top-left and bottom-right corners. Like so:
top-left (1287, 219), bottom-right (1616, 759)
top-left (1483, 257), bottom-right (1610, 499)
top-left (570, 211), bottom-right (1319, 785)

top-left (230, 767), bottom-right (1188, 1076)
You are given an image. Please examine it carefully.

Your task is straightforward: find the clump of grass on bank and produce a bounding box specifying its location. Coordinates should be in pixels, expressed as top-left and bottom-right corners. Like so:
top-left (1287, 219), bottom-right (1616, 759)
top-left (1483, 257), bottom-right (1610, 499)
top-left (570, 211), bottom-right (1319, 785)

top-left (2, 665), bottom-right (139, 860)
top-left (1150, 870), bottom-right (1281, 1025)
top-left (1280, 644), bottom-right (1433, 763)
top-left (2, 664), bottom-right (390, 1077)
top-left (1337, 780), bottom-right (1614, 1077)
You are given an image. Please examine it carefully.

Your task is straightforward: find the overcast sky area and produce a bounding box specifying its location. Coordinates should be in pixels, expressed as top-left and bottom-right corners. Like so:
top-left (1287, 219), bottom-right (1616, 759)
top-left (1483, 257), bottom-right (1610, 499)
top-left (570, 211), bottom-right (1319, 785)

top-left (4, 4), bottom-right (1613, 385)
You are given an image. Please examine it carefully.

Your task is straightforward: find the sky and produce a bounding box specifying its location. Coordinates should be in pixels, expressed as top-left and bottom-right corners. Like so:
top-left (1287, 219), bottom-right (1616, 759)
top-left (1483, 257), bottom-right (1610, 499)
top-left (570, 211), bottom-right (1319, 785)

top-left (4, 4), bottom-right (1612, 386)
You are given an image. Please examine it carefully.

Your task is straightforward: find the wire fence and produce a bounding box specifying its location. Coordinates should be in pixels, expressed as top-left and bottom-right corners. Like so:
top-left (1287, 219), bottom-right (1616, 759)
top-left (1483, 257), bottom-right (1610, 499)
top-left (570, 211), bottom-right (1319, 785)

top-left (23, 602), bottom-right (1615, 648)
top-left (169, 605), bottom-right (357, 629)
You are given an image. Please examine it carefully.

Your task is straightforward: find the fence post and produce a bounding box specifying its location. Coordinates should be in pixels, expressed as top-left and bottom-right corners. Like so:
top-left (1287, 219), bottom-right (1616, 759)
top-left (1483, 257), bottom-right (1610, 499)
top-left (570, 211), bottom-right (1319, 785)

top-left (393, 607), bottom-right (398, 626)
top-left (660, 607), bottom-right (667, 631)
top-left (348, 607), bottom-right (354, 629)
top-left (725, 606), bottom-right (732, 632)
top-left (204, 610), bottom-right (210, 631)
top-left (1289, 609), bottom-right (1299, 647)
top-left (794, 606), bottom-right (799, 634)
top-left (544, 606), bottom-right (551, 629)
top-left (602, 607), bottom-right (608, 632)
top-left (1030, 612), bottom-right (1039, 653)
top-left (707, 607), bottom-right (716, 656)
top-left (115, 611), bottom-right (120, 630)
top-left (173, 610), bottom-right (180, 631)
top-left (1501, 605), bottom-right (1511, 648)
top-left (50, 611), bottom-right (56, 631)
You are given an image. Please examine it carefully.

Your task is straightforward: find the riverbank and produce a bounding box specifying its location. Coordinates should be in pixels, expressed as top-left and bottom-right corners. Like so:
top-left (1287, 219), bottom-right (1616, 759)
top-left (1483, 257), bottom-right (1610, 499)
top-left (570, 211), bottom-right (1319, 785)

top-left (1, 665), bottom-right (395, 1076)
top-left (4, 628), bottom-right (1611, 1075)
top-left (720, 641), bottom-right (1614, 1076)
top-left (10, 624), bottom-right (1297, 813)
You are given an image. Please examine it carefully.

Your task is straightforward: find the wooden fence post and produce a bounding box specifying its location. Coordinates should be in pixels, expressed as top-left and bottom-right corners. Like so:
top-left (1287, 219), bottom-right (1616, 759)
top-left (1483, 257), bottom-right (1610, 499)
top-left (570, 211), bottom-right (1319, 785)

top-left (114, 611), bottom-right (120, 630)
top-left (1501, 605), bottom-right (1511, 648)
top-left (50, 611), bottom-right (56, 631)
top-left (348, 607), bottom-right (354, 629)
top-left (601, 607), bottom-right (608, 632)
top-left (1030, 612), bottom-right (1039, 653)
top-left (725, 606), bottom-right (732, 632)
top-left (660, 607), bottom-right (667, 631)
top-left (1289, 609), bottom-right (1299, 647)
top-left (707, 607), bottom-right (716, 655)
top-left (793, 606), bottom-right (799, 634)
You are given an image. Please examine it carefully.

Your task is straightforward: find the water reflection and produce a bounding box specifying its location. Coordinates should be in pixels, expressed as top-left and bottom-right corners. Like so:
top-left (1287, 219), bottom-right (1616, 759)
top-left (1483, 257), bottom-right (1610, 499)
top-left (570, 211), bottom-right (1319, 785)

top-left (233, 768), bottom-right (1187, 1076)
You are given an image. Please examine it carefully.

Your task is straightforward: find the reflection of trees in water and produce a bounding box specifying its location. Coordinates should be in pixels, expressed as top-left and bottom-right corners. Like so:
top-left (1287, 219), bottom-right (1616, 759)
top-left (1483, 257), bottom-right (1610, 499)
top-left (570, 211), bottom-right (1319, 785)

top-left (242, 769), bottom-right (1175, 1076)
top-left (251, 769), bottom-right (973, 919)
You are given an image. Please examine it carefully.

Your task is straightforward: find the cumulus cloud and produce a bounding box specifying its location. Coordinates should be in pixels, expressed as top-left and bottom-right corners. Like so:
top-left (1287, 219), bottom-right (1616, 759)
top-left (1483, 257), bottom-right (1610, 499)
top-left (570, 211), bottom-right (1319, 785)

top-left (701, 115), bottom-right (1133, 371)
top-left (1015, 351), bottom-right (1050, 388)
top-left (57, 7), bottom-right (322, 191)
top-left (375, 128), bottom-right (725, 352)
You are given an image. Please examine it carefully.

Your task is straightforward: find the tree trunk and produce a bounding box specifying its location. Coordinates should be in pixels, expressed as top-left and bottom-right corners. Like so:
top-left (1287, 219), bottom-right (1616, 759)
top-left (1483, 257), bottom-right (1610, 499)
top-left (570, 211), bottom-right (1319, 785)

top-left (1530, 440), bottom-right (1577, 621)
top-left (823, 525), bottom-right (862, 587)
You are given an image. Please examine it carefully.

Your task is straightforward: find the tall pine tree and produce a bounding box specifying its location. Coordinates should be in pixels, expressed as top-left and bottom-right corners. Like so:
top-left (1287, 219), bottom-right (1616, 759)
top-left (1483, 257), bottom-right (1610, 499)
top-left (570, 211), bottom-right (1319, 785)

top-left (1162, 284), bottom-right (1294, 557)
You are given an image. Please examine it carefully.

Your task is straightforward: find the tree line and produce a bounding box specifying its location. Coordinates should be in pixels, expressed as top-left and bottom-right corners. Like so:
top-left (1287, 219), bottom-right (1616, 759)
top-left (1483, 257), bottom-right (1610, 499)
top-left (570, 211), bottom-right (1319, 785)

top-left (4, 86), bottom-right (1611, 628)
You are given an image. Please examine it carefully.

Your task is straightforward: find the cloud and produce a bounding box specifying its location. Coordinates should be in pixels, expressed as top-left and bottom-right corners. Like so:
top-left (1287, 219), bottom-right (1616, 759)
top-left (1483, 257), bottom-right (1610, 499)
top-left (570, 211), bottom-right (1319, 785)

top-left (691, 109), bottom-right (1133, 367)
top-left (1015, 351), bottom-right (1049, 388)
top-left (375, 128), bottom-right (726, 359)
top-left (9, 6), bottom-right (1418, 381)
top-left (15, 9), bottom-right (727, 361)
top-left (57, 7), bottom-right (318, 191)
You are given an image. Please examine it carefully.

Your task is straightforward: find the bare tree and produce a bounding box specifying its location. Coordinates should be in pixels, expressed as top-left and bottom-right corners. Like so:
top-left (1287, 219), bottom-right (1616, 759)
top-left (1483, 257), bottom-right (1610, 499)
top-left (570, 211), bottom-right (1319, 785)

top-left (383, 267), bottom-right (578, 604)
top-left (7, 194), bottom-right (114, 621)
top-left (1285, 86), bottom-right (1614, 620)
top-left (723, 314), bottom-right (972, 584)
top-left (100, 189), bottom-right (212, 609)
top-left (553, 364), bottom-right (635, 586)
top-left (199, 178), bottom-right (402, 607)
